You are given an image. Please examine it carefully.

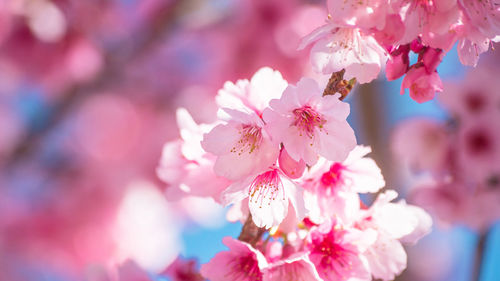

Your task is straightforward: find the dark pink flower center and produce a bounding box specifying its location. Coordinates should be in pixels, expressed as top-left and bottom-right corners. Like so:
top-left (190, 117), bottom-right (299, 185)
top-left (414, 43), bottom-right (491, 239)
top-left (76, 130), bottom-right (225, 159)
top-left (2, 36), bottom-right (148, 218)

top-left (292, 105), bottom-right (326, 138)
top-left (226, 253), bottom-right (262, 281)
top-left (248, 169), bottom-right (285, 208)
top-left (320, 163), bottom-right (345, 191)
top-left (465, 91), bottom-right (486, 113)
top-left (466, 129), bottom-right (492, 156)
top-left (231, 124), bottom-right (263, 155)
top-left (311, 230), bottom-right (357, 277)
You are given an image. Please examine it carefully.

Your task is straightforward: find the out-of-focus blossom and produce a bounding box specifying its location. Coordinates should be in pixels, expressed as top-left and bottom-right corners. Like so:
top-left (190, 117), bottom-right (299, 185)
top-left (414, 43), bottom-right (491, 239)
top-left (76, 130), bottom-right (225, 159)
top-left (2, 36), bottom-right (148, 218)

top-left (157, 108), bottom-right (230, 202)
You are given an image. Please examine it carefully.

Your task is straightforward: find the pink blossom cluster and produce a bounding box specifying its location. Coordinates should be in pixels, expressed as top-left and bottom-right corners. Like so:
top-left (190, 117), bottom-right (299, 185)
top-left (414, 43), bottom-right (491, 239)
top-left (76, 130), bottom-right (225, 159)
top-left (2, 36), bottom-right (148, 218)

top-left (392, 65), bottom-right (500, 232)
top-left (299, 0), bottom-right (500, 103)
top-left (158, 67), bottom-right (432, 280)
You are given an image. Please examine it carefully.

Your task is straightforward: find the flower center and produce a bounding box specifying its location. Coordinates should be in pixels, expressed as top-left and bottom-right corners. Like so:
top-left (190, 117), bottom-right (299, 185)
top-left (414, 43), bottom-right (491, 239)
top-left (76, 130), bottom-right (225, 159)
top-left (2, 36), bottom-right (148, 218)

top-left (226, 253), bottom-right (262, 281)
top-left (248, 169), bottom-right (285, 208)
top-left (292, 105), bottom-right (326, 139)
top-left (312, 231), bottom-right (357, 276)
top-left (231, 124), bottom-right (263, 155)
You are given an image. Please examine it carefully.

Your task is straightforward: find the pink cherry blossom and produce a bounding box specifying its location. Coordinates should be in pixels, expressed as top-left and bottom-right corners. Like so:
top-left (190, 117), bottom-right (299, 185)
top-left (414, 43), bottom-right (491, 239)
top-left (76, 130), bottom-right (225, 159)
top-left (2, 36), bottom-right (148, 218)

top-left (391, 118), bottom-right (450, 173)
top-left (263, 77), bottom-right (356, 165)
top-left (385, 46), bottom-right (410, 81)
top-left (326, 0), bottom-right (390, 30)
top-left (216, 67), bottom-right (288, 116)
top-left (164, 257), bottom-right (204, 281)
top-left (457, 113), bottom-right (500, 181)
top-left (393, 0), bottom-right (460, 48)
top-left (263, 253), bottom-right (322, 281)
top-left (157, 108), bottom-right (230, 202)
top-left (400, 66), bottom-right (443, 103)
top-left (200, 237), bottom-right (268, 281)
top-left (356, 191), bottom-right (432, 280)
top-left (306, 220), bottom-right (372, 281)
top-left (299, 23), bottom-right (388, 83)
top-left (202, 108), bottom-right (279, 181)
top-left (458, 0), bottom-right (500, 40)
top-left (221, 167), bottom-right (307, 228)
top-left (439, 66), bottom-right (500, 117)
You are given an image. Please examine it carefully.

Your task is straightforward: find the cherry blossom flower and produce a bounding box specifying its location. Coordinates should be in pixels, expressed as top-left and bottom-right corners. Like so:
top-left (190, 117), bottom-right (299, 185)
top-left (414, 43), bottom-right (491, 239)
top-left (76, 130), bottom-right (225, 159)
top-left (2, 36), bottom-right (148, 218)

top-left (200, 237), bottom-right (268, 281)
top-left (306, 220), bottom-right (372, 281)
top-left (263, 253), bottom-right (322, 281)
top-left (400, 66), bottom-right (443, 103)
top-left (216, 67), bottom-right (288, 116)
top-left (301, 146), bottom-right (385, 223)
top-left (263, 77), bottom-right (356, 165)
top-left (299, 23), bottom-right (388, 83)
top-left (221, 167), bottom-right (307, 228)
top-left (356, 191), bottom-right (432, 280)
top-left (157, 108), bottom-right (230, 202)
top-left (326, 0), bottom-right (390, 30)
top-left (202, 108), bottom-right (279, 181)
top-left (391, 118), bottom-right (450, 173)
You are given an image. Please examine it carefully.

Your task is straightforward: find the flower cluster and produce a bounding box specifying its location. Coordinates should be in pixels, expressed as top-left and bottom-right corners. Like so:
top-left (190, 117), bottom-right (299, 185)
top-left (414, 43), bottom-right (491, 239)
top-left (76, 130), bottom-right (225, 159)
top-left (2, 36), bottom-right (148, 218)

top-left (158, 67), bottom-right (432, 280)
top-left (392, 65), bottom-right (500, 232)
top-left (299, 0), bottom-right (500, 103)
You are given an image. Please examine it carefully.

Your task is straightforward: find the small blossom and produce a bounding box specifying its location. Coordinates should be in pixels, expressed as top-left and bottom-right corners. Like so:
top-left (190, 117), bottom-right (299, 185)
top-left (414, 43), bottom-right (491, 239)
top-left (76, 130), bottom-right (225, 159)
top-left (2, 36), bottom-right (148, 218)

top-left (306, 220), bottom-right (372, 281)
top-left (222, 167), bottom-right (307, 229)
top-left (200, 237), bottom-right (268, 281)
top-left (263, 77), bottom-right (356, 165)
top-left (202, 109), bottom-right (279, 181)
top-left (400, 66), bottom-right (443, 103)
top-left (299, 23), bottom-right (388, 84)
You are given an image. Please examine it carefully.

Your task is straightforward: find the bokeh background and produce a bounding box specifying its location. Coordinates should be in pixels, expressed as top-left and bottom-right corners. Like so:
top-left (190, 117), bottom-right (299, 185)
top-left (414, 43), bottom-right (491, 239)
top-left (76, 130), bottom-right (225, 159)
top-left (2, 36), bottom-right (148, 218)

top-left (0, 0), bottom-right (498, 280)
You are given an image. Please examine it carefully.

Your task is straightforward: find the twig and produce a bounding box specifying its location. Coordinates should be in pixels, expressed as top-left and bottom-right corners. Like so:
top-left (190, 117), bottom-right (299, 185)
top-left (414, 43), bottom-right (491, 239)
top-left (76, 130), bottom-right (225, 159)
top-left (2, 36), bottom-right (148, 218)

top-left (472, 230), bottom-right (488, 281)
top-left (238, 214), bottom-right (266, 247)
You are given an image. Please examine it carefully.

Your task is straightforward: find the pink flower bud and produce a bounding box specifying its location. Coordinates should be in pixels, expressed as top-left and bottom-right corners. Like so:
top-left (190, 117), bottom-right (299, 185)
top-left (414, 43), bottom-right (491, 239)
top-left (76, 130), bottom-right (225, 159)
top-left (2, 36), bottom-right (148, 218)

top-left (386, 50), bottom-right (409, 81)
top-left (278, 146), bottom-right (306, 179)
top-left (401, 67), bottom-right (443, 103)
top-left (422, 47), bottom-right (444, 73)
top-left (410, 38), bottom-right (424, 53)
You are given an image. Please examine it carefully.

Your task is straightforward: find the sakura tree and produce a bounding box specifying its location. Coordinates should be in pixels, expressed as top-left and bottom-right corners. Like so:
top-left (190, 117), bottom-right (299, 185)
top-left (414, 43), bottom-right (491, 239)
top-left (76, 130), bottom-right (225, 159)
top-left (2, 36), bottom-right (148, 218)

top-left (0, 0), bottom-right (499, 281)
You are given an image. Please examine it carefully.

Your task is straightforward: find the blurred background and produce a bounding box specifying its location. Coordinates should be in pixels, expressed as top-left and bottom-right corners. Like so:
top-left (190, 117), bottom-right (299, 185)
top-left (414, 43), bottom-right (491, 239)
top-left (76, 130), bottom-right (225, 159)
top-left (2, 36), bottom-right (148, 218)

top-left (0, 0), bottom-right (498, 280)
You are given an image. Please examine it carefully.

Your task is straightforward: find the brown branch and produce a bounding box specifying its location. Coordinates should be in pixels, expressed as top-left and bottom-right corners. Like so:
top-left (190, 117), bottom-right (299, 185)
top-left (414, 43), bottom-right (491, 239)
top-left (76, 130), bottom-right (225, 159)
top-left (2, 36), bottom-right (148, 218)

top-left (472, 230), bottom-right (488, 281)
top-left (322, 69), bottom-right (356, 100)
top-left (238, 214), bottom-right (266, 247)
top-left (4, 0), bottom-right (186, 168)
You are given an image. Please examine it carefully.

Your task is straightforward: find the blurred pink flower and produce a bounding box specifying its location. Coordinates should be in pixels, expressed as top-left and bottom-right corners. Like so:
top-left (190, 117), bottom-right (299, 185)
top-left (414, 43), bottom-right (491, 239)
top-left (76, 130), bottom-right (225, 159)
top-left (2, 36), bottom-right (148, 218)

top-left (157, 108), bottom-right (230, 202)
